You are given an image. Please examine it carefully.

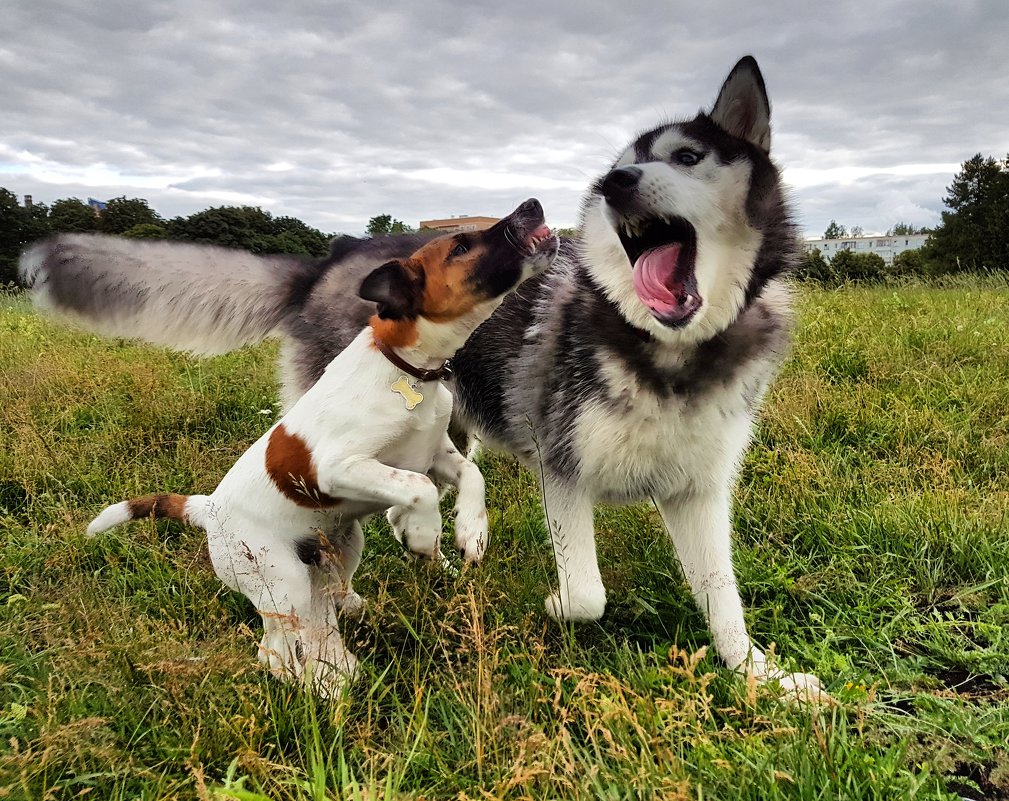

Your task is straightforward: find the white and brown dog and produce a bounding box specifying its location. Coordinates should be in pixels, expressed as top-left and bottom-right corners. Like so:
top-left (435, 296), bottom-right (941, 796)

top-left (86, 198), bottom-right (557, 695)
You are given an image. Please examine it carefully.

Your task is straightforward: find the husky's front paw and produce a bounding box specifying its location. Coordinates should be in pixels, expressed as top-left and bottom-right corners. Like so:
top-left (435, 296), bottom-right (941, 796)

top-left (302, 647), bottom-right (358, 699)
top-left (545, 588), bottom-right (606, 622)
top-left (400, 509), bottom-right (443, 561)
top-left (737, 649), bottom-right (829, 703)
top-left (769, 671), bottom-right (827, 703)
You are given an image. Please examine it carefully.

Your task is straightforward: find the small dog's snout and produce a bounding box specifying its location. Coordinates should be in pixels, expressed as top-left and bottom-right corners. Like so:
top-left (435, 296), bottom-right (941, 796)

top-left (516, 198), bottom-right (543, 218)
top-left (599, 167), bottom-right (643, 208)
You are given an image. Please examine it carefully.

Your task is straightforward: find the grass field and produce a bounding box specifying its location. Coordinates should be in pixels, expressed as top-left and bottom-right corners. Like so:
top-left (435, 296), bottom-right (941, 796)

top-left (1, 280), bottom-right (1008, 800)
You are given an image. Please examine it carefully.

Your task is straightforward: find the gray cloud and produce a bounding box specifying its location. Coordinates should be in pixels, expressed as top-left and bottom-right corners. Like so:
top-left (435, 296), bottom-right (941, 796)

top-left (2, 0), bottom-right (1006, 236)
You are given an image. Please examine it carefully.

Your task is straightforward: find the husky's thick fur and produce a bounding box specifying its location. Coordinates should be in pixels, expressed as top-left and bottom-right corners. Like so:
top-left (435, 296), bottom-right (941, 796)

top-left (22, 57), bottom-right (822, 697)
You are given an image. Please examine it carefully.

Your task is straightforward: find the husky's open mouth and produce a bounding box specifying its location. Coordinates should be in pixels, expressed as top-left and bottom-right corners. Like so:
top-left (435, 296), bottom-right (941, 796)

top-left (616, 217), bottom-right (701, 327)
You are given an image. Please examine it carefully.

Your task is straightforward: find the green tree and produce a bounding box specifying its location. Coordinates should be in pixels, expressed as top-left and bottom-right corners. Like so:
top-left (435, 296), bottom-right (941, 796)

top-left (170, 206), bottom-right (278, 250)
top-left (849, 225), bottom-right (864, 237)
top-left (926, 153), bottom-right (1009, 272)
top-left (169, 206), bottom-right (328, 256)
top-left (0, 188), bottom-right (49, 286)
top-left (367, 214), bottom-right (414, 236)
top-left (50, 198), bottom-right (98, 233)
top-left (887, 222), bottom-right (930, 236)
top-left (795, 247), bottom-right (830, 282)
top-left (830, 249), bottom-right (885, 283)
top-left (121, 223), bottom-right (169, 239)
top-left (99, 196), bottom-right (163, 235)
top-left (890, 248), bottom-right (927, 279)
top-left (270, 216), bottom-right (329, 257)
top-left (823, 220), bottom-right (847, 239)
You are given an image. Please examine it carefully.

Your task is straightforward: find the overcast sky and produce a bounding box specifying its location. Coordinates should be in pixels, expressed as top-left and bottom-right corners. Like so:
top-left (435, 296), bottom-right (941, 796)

top-left (3, 0), bottom-right (1006, 238)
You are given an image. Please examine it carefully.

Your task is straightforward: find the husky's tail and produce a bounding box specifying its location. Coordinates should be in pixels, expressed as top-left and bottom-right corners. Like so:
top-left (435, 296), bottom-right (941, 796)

top-left (19, 234), bottom-right (322, 355)
top-left (86, 493), bottom-right (209, 537)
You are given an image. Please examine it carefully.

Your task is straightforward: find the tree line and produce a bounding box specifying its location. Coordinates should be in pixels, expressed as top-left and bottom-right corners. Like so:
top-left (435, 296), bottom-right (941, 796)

top-left (800, 153), bottom-right (1009, 283)
top-left (822, 220), bottom-right (931, 240)
top-left (3, 152), bottom-right (1007, 287)
top-left (0, 192), bottom-right (342, 286)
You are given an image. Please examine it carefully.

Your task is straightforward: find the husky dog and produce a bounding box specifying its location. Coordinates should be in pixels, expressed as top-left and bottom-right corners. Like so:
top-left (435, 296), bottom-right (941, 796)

top-left (22, 56), bottom-right (821, 696)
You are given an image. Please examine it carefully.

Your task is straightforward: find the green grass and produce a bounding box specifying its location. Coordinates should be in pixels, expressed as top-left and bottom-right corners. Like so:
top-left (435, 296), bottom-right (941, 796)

top-left (1, 281), bottom-right (1008, 800)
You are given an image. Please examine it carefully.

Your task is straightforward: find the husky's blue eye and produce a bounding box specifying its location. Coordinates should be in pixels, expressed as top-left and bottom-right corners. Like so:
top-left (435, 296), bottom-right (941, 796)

top-left (674, 149), bottom-right (703, 166)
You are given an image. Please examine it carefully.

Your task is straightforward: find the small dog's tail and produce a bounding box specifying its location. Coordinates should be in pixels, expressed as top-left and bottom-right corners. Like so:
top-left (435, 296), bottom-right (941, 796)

top-left (86, 493), bottom-right (209, 537)
top-left (19, 234), bottom-right (322, 355)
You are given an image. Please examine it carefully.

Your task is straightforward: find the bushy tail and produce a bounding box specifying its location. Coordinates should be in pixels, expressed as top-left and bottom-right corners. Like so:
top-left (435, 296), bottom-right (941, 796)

top-left (86, 493), bottom-right (209, 537)
top-left (19, 234), bottom-right (321, 355)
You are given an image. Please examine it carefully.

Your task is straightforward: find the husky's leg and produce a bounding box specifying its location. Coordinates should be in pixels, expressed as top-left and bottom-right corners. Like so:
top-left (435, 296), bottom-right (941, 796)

top-left (541, 479), bottom-right (606, 621)
top-left (655, 490), bottom-right (823, 700)
top-left (429, 434), bottom-right (488, 564)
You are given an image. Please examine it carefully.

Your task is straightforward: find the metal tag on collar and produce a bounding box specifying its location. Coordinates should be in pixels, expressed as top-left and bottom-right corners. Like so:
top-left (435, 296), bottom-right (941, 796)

top-left (391, 376), bottom-right (423, 410)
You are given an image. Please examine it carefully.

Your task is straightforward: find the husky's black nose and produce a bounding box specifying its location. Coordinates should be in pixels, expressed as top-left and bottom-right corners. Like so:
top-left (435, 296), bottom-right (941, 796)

top-left (599, 167), bottom-right (642, 209)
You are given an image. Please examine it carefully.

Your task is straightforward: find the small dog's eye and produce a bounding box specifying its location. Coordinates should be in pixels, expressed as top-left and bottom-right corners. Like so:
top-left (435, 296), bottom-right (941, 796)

top-left (450, 242), bottom-right (468, 257)
top-left (674, 149), bottom-right (703, 166)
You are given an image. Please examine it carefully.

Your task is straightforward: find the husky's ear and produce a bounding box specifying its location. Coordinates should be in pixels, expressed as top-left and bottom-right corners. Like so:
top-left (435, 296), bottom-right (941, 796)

top-left (359, 260), bottom-right (423, 319)
top-left (710, 55), bottom-right (771, 153)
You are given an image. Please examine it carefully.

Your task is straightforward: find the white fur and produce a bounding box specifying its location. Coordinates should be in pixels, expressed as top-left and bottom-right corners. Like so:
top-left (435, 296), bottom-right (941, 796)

top-left (87, 325), bottom-right (492, 697)
top-left (85, 501), bottom-right (131, 537)
top-left (551, 127), bottom-right (823, 698)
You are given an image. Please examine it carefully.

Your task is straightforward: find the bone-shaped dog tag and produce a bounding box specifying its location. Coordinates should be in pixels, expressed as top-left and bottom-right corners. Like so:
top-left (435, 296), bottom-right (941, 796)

top-left (391, 376), bottom-right (423, 410)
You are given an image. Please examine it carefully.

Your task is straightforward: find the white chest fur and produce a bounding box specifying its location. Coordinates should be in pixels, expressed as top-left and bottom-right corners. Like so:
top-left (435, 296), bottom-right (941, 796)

top-left (573, 365), bottom-right (757, 504)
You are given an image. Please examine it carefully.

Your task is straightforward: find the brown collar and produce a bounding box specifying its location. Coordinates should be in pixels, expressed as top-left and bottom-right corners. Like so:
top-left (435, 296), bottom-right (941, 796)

top-left (375, 339), bottom-right (453, 382)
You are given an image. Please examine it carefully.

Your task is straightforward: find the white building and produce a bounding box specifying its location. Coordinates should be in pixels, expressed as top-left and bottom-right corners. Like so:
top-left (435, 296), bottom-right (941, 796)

top-left (803, 233), bottom-right (929, 265)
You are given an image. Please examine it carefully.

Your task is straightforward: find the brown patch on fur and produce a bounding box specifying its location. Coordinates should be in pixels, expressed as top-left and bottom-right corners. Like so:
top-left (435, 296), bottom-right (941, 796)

top-left (128, 493), bottom-right (190, 523)
top-left (265, 423), bottom-right (342, 508)
top-left (414, 235), bottom-right (488, 321)
top-left (370, 315), bottom-right (419, 348)
top-left (370, 234), bottom-right (490, 349)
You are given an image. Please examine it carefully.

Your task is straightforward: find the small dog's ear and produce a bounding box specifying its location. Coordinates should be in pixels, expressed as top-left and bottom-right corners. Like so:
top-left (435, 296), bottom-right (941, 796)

top-left (359, 261), bottom-right (422, 319)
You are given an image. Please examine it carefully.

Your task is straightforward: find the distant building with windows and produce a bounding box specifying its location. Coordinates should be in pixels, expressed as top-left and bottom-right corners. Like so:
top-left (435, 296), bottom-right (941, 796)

top-left (419, 215), bottom-right (499, 233)
top-left (804, 233), bottom-right (929, 265)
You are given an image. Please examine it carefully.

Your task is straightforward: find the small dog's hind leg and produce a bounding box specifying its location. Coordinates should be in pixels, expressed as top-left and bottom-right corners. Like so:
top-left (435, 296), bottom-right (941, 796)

top-left (318, 521), bottom-right (366, 618)
top-left (208, 530), bottom-right (355, 696)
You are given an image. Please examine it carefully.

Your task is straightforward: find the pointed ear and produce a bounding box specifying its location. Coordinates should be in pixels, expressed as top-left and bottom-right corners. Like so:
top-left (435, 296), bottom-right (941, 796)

top-left (709, 55), bottom-right (771, 153)
top-left (359, 261), bottom-right (422, 319)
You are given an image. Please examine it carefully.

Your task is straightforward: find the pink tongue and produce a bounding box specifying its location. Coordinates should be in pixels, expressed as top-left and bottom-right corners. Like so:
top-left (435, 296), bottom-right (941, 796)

top-left (525, 224), bottom-right (551, 247)
top-left (632, 244), bottom-right (684, 315)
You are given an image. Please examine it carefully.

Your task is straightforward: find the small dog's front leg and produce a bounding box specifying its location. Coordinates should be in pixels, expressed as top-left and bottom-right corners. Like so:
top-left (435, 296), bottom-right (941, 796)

top-left (430, 434), bottom-right (488, 563)
top-left (320, 457), bottom-right (442, 559)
